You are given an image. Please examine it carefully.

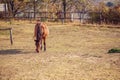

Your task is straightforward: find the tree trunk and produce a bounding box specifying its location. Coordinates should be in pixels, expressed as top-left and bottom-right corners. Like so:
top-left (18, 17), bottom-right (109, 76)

top-left (63, 0), bottom-right (66, 21)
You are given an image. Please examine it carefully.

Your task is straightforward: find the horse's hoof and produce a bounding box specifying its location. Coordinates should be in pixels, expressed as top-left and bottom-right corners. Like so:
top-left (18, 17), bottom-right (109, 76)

top-left (44, 49), bottom-right (46, 52)
top-left (36, 49), bottom-right (39, 53)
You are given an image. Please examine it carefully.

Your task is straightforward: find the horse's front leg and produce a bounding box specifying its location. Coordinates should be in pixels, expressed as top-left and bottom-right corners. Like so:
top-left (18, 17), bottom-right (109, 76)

top-left (35, 41), bottom-right (39, 53)
top-left (40, 39), bottom-right (42, 50)
top-left (35, 40), bottom-right (41, 53)
top-left (43, 37), bottom-right (46, 51)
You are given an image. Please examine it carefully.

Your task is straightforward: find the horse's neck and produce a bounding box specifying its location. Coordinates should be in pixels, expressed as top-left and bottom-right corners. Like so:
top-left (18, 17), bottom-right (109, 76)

top-left (37, 23), bottom-right (41, 26)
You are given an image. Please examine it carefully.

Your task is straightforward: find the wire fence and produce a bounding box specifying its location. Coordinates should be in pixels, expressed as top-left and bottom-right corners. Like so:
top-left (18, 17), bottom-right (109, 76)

top-left (0, 11), bottom-right (120, 24)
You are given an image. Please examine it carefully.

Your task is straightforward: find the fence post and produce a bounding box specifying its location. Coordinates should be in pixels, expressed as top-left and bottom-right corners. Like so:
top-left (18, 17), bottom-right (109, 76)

top-left (9, 28), bottom-right (13, 45)
top-left (100, 12), bottom-right (102, 24)
top-left (71, 13), bottom-right (74, 22)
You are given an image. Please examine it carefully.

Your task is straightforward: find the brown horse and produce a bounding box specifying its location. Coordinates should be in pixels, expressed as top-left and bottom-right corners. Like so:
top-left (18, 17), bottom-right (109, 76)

top-left (34, 20), bottom-right (49, 53)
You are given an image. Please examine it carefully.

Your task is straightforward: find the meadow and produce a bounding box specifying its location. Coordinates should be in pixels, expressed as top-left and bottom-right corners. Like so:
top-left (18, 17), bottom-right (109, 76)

top-left (0, 21), bottom-right (120, 80)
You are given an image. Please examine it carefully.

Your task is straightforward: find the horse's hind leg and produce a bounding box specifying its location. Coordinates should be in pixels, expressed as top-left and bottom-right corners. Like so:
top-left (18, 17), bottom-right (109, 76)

top-left (43, 37), bottom-right (46, 51)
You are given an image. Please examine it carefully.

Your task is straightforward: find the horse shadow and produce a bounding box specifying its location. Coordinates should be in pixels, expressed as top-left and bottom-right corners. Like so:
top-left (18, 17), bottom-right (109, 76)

top-left (0, 49), bottom-right (30, 55)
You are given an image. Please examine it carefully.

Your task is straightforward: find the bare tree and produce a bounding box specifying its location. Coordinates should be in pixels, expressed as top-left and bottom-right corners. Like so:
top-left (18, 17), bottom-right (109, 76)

top-left (2, 0), bottom-right (29, 18)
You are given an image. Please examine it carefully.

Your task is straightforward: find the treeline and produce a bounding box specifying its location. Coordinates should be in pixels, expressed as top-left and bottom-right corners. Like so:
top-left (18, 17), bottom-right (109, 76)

top-left (0, 0), bottom-right (120, 24)
top-left (89, 3), bottom-right (120, 24)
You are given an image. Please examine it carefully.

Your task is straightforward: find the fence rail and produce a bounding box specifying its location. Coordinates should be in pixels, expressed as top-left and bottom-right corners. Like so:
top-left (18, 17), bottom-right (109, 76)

top-left (0, 28), bottom-right (13, 45)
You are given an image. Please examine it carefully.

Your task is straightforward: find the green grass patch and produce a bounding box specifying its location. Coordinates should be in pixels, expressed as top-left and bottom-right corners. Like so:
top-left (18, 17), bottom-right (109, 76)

top-left (108, 48), bottom-right (120, 53)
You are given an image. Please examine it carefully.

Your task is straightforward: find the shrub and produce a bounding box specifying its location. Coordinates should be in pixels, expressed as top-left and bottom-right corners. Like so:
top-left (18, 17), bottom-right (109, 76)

top-left (108, 48), bottom-right (120, 53)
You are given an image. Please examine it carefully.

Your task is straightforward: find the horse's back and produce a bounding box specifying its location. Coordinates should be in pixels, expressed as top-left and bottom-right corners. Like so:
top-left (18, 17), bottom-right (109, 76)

top-left (42, 24), bottom-right (49, 37)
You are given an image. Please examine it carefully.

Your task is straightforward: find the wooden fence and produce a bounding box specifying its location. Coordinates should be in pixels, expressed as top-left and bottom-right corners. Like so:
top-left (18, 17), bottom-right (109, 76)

top-left (0, 28), bottom-right (13, 45)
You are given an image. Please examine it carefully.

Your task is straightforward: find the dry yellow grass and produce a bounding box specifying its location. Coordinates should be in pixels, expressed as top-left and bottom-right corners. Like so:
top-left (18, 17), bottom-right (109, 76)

top-left (0, 21), bottom-right (120, 80)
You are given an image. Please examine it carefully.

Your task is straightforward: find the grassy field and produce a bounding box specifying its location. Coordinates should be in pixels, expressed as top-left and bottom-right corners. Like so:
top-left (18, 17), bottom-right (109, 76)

top-left (0, 21), bottom-right (120, 80)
